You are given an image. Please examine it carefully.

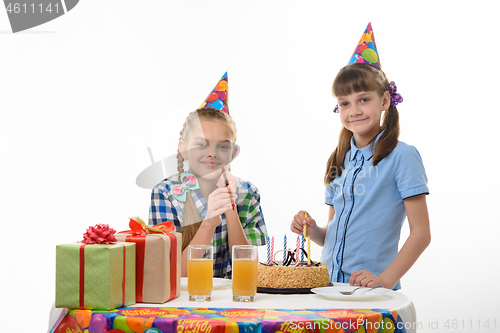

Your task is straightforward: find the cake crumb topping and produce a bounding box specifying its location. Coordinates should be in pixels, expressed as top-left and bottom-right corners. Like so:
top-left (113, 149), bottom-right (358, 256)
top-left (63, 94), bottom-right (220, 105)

top-left (257, 263), bottom-right (330, 289)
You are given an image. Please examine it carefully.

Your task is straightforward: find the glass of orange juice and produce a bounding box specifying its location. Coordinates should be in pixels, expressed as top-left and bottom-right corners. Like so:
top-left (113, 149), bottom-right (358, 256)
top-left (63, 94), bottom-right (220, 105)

top-left (232, 245), bottom-right (258, 302)
top-left (187, 245), bottom-right (213, 302)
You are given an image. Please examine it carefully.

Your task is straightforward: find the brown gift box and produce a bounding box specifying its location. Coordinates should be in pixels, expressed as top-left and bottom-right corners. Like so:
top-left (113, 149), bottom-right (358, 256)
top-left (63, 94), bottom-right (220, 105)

top-left (116, 218), bottom-right (181, 303)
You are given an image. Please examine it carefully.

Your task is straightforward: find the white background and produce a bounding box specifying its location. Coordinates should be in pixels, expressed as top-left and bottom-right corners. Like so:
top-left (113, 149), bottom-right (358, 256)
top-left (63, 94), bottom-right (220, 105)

top-left (1, 1), bottom-right (499, 332)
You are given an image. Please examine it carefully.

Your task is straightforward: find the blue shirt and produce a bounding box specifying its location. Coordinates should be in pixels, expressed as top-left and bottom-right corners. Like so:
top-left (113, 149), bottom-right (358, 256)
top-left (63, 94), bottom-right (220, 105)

top-left (321, 132), bottom-right (429, 290)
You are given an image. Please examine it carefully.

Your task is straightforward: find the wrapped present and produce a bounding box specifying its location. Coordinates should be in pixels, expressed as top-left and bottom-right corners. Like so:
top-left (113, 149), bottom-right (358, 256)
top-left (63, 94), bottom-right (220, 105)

top-left (55, 224), bottom-right (136, 310)
top-left (116, 217), bottom-right (181, 303)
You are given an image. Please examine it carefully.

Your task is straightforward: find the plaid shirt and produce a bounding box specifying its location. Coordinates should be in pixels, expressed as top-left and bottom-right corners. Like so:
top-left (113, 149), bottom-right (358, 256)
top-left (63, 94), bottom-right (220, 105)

top-left (149, 174), bottom-right (267, 278)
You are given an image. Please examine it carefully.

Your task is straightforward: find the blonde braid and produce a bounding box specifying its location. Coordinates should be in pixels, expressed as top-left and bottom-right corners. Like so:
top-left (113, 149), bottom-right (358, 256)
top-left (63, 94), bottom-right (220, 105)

top-left (176, 150), bottom-right (184, 179)
top-left (176, 114), bottom-right (190, 178)
top-left (177, 111), bottom-right (202, 251)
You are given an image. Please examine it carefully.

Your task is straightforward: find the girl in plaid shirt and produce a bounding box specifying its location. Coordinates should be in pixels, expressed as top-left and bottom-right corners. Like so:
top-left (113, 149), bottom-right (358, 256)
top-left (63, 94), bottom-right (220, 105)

top-left (149, 107), bottom-right (267, 278)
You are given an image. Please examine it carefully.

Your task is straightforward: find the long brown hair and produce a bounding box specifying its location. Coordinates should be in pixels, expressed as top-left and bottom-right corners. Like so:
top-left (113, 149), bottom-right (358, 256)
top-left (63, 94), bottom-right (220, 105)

top-left (324, 63), bottom-right (400, 185)
top-left (176, 107), bottom-right (237, 250)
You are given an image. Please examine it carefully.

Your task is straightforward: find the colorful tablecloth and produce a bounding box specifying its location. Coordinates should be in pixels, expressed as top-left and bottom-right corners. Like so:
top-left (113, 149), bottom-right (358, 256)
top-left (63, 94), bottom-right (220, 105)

top-left (54, 306), bottom-right (407, 333)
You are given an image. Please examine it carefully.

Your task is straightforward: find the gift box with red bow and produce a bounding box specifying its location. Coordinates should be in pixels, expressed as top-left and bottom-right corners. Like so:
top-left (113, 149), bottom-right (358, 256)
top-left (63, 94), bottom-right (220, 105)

top-left (116, 217), bottom-right (181, 303)
top-left (55, 224), bottom-right (136, 310)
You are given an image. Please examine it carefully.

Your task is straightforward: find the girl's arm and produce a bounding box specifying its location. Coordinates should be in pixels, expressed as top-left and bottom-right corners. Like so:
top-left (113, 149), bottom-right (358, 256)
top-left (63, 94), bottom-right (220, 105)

top-left (350, 194), bottom-right (431, 288)
top-left (290, 207), bottom-right (333, 246)
top-left (226, 207), bottom-right (251, 256)
top-left (379, 194), bottom-right (431, 288)
top-left (224, 176), bottom-right (264, 255)
top-left (232, 187), bottom-right (268, 251)
top-left (179, 186), bottom-right (235, 277)
top-left (220, 174), bottom-right (251, 255)
top-left (180, 217), bottom-right (219, 277)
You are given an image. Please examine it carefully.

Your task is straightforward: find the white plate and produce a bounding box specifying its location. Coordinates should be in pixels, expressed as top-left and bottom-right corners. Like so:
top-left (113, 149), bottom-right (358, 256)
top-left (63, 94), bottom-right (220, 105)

top-left (180, 277), bottom-right (232, 291)
top-left (311, 284), bottom-right (390, 301)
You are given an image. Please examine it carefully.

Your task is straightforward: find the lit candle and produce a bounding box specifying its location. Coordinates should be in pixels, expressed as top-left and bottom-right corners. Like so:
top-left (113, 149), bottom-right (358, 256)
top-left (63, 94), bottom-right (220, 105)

top-left (283, 234), bottom-right (287, 263)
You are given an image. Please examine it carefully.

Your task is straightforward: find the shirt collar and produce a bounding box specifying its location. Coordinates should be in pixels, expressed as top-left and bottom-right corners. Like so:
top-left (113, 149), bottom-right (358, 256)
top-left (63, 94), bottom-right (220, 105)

top-left (348, 129), bottom-right (385, 162)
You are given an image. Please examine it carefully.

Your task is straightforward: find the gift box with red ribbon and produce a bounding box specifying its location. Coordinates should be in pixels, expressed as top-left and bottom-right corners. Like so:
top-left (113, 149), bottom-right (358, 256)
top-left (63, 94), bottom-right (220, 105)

top-left (116, 217), bottom-right (181, 303)
top-left (55, 224), bottom-right (136, 310)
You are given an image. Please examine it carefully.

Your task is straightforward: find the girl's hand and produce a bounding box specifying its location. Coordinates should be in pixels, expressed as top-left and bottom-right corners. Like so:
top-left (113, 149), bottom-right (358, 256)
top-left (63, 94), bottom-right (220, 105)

top-left (349, 269), bottom-right (384, 288)
top-left (206, 186), bottom-right (237, 224)
top-left (290, 210), bottom-right (317, 236)
top-left (216, 168), bottom-right (239, 190)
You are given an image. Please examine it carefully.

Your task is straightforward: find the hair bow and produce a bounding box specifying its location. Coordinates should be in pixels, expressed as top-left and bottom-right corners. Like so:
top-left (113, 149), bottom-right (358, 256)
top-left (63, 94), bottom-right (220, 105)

top-left (172, 173), bottom-right (200, 202)
top-left (389, 81), bottom-right (403, 106)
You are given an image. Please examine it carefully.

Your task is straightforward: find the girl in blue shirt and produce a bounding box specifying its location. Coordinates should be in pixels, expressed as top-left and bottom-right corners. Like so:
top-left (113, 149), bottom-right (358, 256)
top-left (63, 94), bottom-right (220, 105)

top-left (291, 61), bottom-right (431, 290)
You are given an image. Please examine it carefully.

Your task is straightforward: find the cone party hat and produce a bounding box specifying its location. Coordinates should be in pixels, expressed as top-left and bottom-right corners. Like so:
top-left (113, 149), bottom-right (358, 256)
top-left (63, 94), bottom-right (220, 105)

top-left (199, 72), bottom-right (229, 115)
top-left (347, 22), bottom-right (381, 68)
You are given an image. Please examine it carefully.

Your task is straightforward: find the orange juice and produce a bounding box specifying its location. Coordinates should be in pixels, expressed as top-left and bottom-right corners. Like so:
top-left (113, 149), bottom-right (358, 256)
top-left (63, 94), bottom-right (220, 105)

top-left (188, 259), bottom-right (213, 296)
top-left (232, 259), bottom-right (257, 296)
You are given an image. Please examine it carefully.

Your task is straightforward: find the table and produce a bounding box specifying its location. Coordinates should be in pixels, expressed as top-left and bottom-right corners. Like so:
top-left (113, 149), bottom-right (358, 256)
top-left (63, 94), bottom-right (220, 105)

top-left (49, 284), bottom-right (417, 333)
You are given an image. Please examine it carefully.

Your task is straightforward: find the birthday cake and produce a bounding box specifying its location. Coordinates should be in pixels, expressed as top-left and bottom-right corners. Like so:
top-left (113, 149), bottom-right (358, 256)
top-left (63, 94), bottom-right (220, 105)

top-left (257, 250), bottom-right (330, 289)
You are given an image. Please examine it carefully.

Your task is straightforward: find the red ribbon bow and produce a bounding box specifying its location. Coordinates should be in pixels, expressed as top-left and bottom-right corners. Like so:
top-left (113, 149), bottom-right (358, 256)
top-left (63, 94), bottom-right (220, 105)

top-left (82, 224), bottom-right (118, 244)
top-left (127, 217), bottom-right (175, 236)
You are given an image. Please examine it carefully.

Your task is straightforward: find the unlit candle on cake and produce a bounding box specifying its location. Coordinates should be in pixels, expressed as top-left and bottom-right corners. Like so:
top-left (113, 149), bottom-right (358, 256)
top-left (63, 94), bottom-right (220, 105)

top-left (301, 235), bottom-right (305, 261)
top-left (283, 234), bottom-right (287, 263)
top-left (270, 236), bottom-right (274, 265)
top-left (295, 236), bottom-right (300, 266)
top-left (266, 236), bottom-right (271, 266)
top-left (307, 236), bottom-right (311, 267)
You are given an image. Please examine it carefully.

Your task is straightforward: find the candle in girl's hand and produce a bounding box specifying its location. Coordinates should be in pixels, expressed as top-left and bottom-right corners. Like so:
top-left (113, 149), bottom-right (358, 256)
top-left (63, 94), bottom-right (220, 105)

top-left (303, 212), bottom-right (308, 238)
top-left (283, 234), bottom-right (287, 263)
top-left (303, 212), bottom-right (310, 265)
top-left (295, 236), bottom-right (300, 266)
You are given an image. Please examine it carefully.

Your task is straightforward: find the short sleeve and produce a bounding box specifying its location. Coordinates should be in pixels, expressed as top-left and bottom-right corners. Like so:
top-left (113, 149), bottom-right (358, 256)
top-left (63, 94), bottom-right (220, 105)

top-left (238, 182), bottom-right (268, 246)
top-left (149, 183), bottom-right (181, 231)
top-left (395, 144), bottom-right (429, 199)
top-left (325, 182), bottom-right (336, 206)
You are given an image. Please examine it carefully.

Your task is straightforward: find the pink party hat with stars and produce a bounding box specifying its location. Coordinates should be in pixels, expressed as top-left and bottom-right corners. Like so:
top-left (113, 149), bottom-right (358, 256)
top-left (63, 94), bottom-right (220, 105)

top-left (347, 22), bottom-right (381, 68)
top-left (199, 72), bottom-right (229, 115)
